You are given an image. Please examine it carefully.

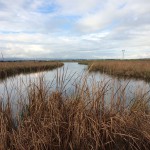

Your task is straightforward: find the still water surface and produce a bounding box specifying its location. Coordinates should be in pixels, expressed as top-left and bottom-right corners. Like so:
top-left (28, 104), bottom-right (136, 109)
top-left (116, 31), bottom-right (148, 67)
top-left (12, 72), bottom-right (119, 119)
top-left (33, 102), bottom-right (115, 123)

top-left (0, 62), bottom-right (149, 105)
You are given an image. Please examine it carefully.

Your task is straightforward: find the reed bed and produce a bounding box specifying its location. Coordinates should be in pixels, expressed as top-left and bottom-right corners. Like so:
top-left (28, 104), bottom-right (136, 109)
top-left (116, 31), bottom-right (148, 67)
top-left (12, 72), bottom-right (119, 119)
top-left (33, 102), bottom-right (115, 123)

top-left (0, 71), bottom-right (150, 150)
top-left (79, 60), bottom-right (150, 81)
top-left (0, 61), bottom-right (64, 79)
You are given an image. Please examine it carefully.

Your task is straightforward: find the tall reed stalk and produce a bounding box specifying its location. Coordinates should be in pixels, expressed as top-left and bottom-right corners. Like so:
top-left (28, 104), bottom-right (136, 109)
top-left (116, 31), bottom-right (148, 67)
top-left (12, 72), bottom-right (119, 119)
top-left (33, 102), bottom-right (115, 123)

top-left (0, 69), bottom-right (150, 150)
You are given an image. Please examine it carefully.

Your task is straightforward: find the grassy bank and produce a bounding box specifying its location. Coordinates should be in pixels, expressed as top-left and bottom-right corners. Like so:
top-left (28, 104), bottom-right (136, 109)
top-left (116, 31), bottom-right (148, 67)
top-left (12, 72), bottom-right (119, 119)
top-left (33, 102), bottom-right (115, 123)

top-left (0, 61), bottom-right (64, 79)
top-left (79, 60), bottom-right (150, 81)
top-left (0, 73), bottom-right (150, 150)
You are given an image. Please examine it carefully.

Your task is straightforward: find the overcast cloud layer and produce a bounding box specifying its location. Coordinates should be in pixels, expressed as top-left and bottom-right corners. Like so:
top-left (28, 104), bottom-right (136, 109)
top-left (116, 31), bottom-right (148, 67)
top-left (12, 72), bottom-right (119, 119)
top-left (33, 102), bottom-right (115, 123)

top-left (0, 0), bottom-right (150, 59)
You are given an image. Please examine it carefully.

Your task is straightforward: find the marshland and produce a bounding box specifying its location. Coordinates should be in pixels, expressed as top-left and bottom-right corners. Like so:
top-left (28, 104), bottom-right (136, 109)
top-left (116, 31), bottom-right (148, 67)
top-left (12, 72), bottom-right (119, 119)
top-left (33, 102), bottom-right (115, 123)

top-left (79, 60), bottom-right (150, 82)
top-left (0, 61), bottom-right (64, 80)
top-left (0, 61), bottom-right (150, 150)
top-left (1, 0), bottom-right (150, 149)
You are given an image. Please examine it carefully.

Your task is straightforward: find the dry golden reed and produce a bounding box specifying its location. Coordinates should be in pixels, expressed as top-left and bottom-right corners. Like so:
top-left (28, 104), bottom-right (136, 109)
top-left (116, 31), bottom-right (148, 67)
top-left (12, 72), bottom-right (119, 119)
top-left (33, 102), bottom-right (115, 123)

top-left (0, 70), bottom-right (150, 150)
top-left (0, 61), bottom-right (64, 79)
top-left (79, 60), bottom-right (150, 81)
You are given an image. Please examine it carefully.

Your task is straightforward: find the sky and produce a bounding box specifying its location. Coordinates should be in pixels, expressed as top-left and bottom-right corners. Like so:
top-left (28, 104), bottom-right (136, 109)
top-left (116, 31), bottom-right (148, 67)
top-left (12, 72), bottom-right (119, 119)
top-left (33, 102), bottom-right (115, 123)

top-left (0, 0), bottom-right (150, 59)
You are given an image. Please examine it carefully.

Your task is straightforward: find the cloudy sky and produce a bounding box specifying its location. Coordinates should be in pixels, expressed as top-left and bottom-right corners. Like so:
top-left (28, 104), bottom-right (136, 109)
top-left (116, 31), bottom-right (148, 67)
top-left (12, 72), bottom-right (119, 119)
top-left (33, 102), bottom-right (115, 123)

top-left (0, 0), bottom-right (150, 59)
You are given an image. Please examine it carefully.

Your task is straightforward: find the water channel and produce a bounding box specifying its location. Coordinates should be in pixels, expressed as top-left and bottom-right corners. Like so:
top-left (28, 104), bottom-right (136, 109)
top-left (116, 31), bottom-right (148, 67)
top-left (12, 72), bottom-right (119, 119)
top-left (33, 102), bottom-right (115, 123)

top-left (0, 62), bottom-right (149, 106)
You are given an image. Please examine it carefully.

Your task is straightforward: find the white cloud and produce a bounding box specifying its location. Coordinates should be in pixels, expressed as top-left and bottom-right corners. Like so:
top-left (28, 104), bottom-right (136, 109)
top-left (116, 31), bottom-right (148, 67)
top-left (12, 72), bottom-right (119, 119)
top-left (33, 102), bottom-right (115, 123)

top-left (55, 0), bottom-right (103, 14)
top-left (0, 0), bottom-right (150, 59)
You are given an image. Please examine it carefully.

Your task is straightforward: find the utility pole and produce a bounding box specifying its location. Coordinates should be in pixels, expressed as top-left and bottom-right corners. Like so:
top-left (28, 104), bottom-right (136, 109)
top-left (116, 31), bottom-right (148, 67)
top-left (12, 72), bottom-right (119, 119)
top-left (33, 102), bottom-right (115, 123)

top-left (1, 52), bottom-right (4, 62)
top-left (122, 50), bottom-right (125, 60)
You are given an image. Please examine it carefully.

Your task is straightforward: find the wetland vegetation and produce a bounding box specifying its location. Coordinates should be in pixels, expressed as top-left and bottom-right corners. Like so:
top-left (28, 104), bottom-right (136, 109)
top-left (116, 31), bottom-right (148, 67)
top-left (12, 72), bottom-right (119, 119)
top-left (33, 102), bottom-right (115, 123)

top-left (0, 61), bottom-right (64, 80)
top-left (79, 60), bottom-right (150, 81)
top-left (0, 61), bottom-right (150, 150)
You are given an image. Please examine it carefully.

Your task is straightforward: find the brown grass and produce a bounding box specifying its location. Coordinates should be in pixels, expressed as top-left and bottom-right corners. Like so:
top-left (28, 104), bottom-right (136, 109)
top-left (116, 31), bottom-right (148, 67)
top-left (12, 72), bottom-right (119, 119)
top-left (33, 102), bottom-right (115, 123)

top-left (79, 60), bottom-right (150, 81)
top-left (0, 71), bottom-right (150, 150)
top-left (0, 61), bottom-right (64, 79)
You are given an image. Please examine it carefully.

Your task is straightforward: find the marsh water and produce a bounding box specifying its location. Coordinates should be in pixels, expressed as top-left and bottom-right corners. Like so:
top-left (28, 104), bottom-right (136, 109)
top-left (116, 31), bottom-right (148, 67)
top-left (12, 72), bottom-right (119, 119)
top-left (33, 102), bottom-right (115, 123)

top-left (0, 62), bottom-right (150, 105)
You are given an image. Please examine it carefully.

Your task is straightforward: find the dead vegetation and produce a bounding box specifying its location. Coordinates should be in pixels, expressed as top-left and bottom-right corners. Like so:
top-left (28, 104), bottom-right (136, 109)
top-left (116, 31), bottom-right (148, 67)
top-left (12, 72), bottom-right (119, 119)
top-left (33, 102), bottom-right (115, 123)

top-left (0, 70), bottom-right (150, 150)
top-left (0, 61), bottom-right (64, 79)
top-left (79, 60), bottom-right (150, 81)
